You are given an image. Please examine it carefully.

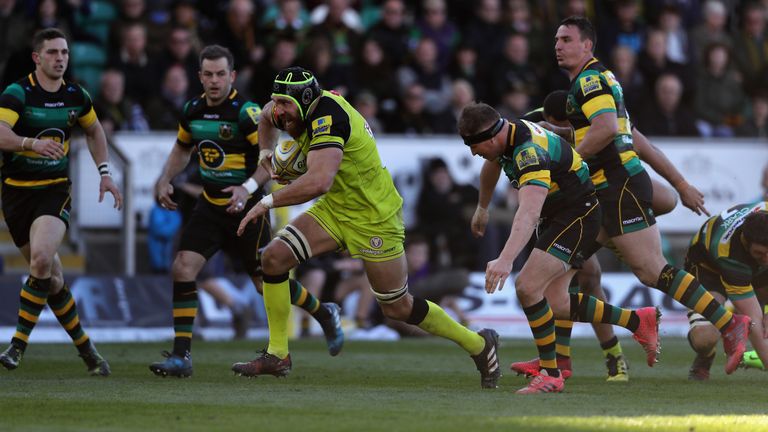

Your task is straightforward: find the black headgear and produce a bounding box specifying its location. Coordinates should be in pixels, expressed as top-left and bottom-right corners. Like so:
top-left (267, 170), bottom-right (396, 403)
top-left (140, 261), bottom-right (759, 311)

top-left (272, 67), bottom-right (322, 120)
top-left (460, 118), bottom-right (505, 146)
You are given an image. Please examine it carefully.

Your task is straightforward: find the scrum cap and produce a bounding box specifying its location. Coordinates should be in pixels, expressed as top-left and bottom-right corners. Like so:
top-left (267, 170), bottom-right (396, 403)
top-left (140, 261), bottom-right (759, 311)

top-left (272, 67), bottom-right (322, 120)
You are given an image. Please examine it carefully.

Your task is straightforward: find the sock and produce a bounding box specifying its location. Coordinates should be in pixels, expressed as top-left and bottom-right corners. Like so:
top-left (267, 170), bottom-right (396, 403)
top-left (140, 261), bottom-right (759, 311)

top-left (47, 285), bottom-right (90, 351)
top-left (656, 265), bottom-right (732, 331)
top-left (600, 336), bottom-right (623, 358)
top-left (570, 293), bottom-right (641, 332)
top-left (407, 297), bottom-right (485, 355)
top-left (289, 279), bottom-right (329, 320)
top-left (172, 281), bottom-right (198, 356)
top-left (554, 320), bottom-right (573, 360)
top-left (263, 273), bottom-right (291, 358)
top-left (11, 277), bottom-right (51, 350)
top-left (523, 298), bottom-right (559, 378)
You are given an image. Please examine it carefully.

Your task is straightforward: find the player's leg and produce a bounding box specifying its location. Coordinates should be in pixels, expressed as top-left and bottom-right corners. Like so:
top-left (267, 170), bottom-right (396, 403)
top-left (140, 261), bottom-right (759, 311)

top-left (605, 173), bottom-right (748, 374)
top-left (650, 178), bottom-right (678, 217)
top-left (232, 212), bottom-right (340, 377)
top-left (0, 215), bottom-right (64, 371)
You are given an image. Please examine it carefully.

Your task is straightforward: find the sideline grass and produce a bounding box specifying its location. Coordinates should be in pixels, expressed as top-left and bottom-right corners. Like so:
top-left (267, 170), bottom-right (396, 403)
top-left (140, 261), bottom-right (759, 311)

top-left (0, 337), bottom-right (765, 432)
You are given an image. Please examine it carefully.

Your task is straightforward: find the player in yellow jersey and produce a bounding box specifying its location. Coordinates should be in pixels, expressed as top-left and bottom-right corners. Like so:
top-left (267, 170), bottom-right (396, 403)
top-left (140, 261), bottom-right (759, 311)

top-left (551, 16), bottom-right (749, 374)
top-left (233, 67), bottom-right (501, 388)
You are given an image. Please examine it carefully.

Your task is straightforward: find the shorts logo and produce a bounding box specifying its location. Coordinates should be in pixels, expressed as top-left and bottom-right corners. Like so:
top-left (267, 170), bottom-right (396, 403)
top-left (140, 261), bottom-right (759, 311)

top-left (219, 123), bottom-right (233, 140)
top-left (515, 147), bottom-right (539, 170)
top-left (369, 236), bottom-right (383, 249)
top-left (198, 140), bottom-right (225, 168)
top-left (622, 216), bottom-right (644, 225)
top-left (579, 75), bottom-right (602, 96)
top-left (552, 243), bottom-right (572, 255)
top-left (66, 109), bottom-right (78, 126)
top-left (312, 115), bottom-right (332, 136)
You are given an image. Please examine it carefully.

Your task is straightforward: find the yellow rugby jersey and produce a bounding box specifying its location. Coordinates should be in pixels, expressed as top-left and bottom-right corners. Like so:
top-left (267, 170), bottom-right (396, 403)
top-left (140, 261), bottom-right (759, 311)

top-left (497, 119), bottom-right (593, 218)
top-left (272, 90), bottom-right (402, 223)
top-left (176, 89), bottom-right (261, 207)
top-left (566, 58), bottom-right (644, 189)
top-left (688, 201), bottom-right (768, 300)
top-left (0, 73), bottom-right (97, 188)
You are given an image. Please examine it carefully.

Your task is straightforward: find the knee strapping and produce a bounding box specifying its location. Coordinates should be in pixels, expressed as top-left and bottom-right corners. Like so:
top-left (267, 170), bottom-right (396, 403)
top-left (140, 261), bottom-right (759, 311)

top-left (371, 282), bottom-right (409, 305)
top-left (276, 224), bottom-right (312, 263)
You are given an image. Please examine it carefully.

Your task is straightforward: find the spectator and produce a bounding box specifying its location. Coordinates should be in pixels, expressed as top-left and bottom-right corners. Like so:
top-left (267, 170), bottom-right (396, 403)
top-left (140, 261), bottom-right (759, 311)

top-left (145, 65), bottom-right (189, 130)
top-left (355, 38), bottom-right (398, 114)
top-left (156, 26), bottom-right (201, 99)
top-left (250, 34), bottom-right (298, 105)
top-left (496, 82), bottom-right (531, 120)
top-left (108, 0), bottom-right (164, 56)
top-left (695, 42), bottom-right (746, 137)
top-left (448, 44), bottom-right (479, 91)
top-left (462, 0), bottom-right (505, 72)
top-left (367, 0), bottom-right (412, 68)
top-left (0, 0), bottom-right (32, 87)
top-left (301, 35), bottom-right (354, 96)
top-left (657, 4), bottom-right (692, 65)
top-left (690, 0), bottom-right (732, 65)
top-left (385, 83), bottom-right (451, 134)
top-left (733, 3), bottom-right (768, 93)
top-left (489, 33), bottom-right (540, 107)
top-left (637, 28), bottom-right (690, 102)
top-left (446, 79), bottom-right (475, 133)
top-left (108, 22), bottom-right (159, 109)
top-left (412, 0), bottom-right (459, 71)
top-left (216, 0), bottom-right (263, 77)
top-left (168, 0), bottom-right (214, 53)
top-left (93, 69), bottom-right (149, 136)
top-left (397, 37), bottom-right (452, 114)
top-left (610, 44), bottom-right (645, 112)
top-left (635, 73), bottom-right (698, 136)
top-left (504, 0), bottom-right (547, 66)
top-left (307, 0), bottom-right (362, 76)
top-left (261, 0), bottom-right (311, 42)
top-left (736, 92), bottom-right (768, 138)
top-left (354, 91), bottom-right (384, 135)
top-left (597, 0), bottom-right (646, 61)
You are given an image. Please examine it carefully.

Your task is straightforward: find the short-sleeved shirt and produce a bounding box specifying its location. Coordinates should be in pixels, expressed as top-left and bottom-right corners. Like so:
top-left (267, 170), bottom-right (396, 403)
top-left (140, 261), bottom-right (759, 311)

top-left (566, 58), bottom-right (644, 189)
top-left (271, 90), bottom-right (403, 224)
top-left (497, 119), bottom-right (594, 218)
top-left (176, 89), bottom-right (261, 208)
top-left (0, 73), bottom-right (97, 188)
top-left (687, 201), bottom-right (768, 300)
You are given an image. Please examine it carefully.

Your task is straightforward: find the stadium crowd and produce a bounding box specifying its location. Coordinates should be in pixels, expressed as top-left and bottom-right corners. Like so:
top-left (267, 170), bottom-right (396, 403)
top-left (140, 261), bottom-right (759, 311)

top-left (3, 0), bottom-right (768, 138)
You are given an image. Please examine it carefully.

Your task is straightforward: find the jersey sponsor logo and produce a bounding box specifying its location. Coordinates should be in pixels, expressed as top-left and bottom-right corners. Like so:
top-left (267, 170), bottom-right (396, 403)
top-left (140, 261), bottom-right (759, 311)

top-left (35, 128), bottom-right (65, 143)
top-left (515, 147), bottom-right (539, 170)
top-left (67, 109), bottom-right (78, 127)
top-left (246, 106), bottom-right (261, 124)
top-left (579, 75), bottom-right (602, 96)
top-left (312, 115), bottom-right (332, 136)
top-left (369, 236), bottom-right (383, 249)
top-left (198, 140), bottom-right (225, 168)
top-left (219, 123), bottom-right (233, 140)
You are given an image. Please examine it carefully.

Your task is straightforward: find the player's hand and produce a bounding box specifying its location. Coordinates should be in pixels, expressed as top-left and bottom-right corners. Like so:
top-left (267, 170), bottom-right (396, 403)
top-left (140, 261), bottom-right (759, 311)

top-left (485, 257), bottom-right (513, 294)
top-left (677, 182), bottom-right (710, 216)
top-left (99, 175), bottom-right (123, 210)
top-left (258, 149), bottom-right (274, 171)
top-left (237, 202), bottom-right (268, 236)
top-left (471, 206), bottom-right (489, 238)
top-left (30, 138), bottom-right (65, 160)
top-left (222, 185), bottom-right (249, 214)
top-left (270, 173), bottom-right (292, 185)
top-left (155, 180), bottom-right (177, 211)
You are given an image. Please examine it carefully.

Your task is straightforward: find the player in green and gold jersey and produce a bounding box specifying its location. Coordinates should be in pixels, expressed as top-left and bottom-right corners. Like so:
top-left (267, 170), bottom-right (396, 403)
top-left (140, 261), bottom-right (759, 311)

top-left (234, 67), bottom-right (501, 389)
top-left (551, 16), bottom-right (750, 375)
top-left (149, 47), bottom-right (343, 377)
top-left (0, 28), bottom-right (122, 376)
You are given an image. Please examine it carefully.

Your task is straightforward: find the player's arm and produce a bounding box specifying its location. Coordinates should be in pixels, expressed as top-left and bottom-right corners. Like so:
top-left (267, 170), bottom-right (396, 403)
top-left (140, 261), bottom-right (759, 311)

top-left (156, 122), bottom-right (196, 211)
top-left (632, 127), bottom-right (708, 216)
top-left (576, 111), bottom-right (617, 158)
top-left (471, 159), bottom-right (502, 238)
top-left (82, 117), bottom-right (123, 210)
top-left (269, 146), bottom-right (341, 206)
top-left (573, 76), bottom-right (617, 158)
top-left (0, 86), bottom-right (64, 158)
top-left (256, 100), bottom-right (280, 169)
top-left (223, 103), bottom-right (272, 213)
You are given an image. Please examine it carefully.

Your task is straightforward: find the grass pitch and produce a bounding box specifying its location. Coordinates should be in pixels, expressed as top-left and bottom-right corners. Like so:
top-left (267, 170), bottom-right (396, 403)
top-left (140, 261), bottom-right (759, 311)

top-left (0, 337), bottom-right (765, 432)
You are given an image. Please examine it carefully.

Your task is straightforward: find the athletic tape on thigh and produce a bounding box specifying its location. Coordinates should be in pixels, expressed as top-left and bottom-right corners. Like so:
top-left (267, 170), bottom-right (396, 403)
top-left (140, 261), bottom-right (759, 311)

top-left (276, 224), bottom-right (312, 263)
top-left (371, 282), bottom-right (409, 304)
top-left (687, 311), bottom-right (710, 328)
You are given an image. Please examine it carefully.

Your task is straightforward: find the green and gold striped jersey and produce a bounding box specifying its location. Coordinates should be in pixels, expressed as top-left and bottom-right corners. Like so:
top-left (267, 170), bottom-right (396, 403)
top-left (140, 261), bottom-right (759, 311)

top-left (176, 89), bottom-right (261, 208)
top-left (688, 201), bottom-right (768, 300)
top-left (0, 73), bottom-right (97, 188)
top-left (566, 58), bottom-right (644, 189)
top-left (270, 90), bottom-right (403, 223)
top-left (497, 119), bottom-right (593, 218)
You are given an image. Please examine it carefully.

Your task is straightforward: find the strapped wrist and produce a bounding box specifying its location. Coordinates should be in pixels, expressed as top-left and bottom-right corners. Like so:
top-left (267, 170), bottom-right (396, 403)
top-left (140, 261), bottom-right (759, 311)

top-left (259, 193), bottom-right (274, 209)
top-left (242, 178), bottom-right (258, 194)
top-left (98, 162), bottom-right (111, 177)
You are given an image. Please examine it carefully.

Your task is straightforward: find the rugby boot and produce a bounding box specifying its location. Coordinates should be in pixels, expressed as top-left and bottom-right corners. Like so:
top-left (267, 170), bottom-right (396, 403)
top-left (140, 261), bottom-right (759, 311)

top-left (149, 351), bottom-right (193, 378)
top-left (470, 328), bottom-right (501, 389)
top-left (605, 353), bottom-right (629, 382)
top-left (688, 353), bottom-right (715, 381)
top-left (318, 303), bottom-right (344, 356)
top-left (722, 314), bottom-right (751, 374)
top-left (0, 342), bottom-right (24, 370)
top-left (232, 350), bottom-right (292, 377)
top-left (632, 307), bottom-right (661, 367)
top-left (79, 341), bottom-right (111, 376)
top-left (510, 357), bottom-right (573, 380)
top-left (741, 350), bottom-right (764, 370)
top-left (515, 369), bottom-right (565, 395)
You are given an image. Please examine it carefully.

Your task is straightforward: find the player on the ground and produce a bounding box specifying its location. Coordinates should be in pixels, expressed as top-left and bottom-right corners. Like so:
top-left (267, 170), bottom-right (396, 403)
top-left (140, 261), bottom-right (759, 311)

top-left (149, 48), bottom-right (344, 377)
top-left (684, 204), bottom-right (768, 380)
top-left (0, 28), bottom-right (122, 375)
top-left (505, 90), bottom-right (711, 381)
top-left (235, 67), bottom-right (501, 388)
top-left (548, 16), bottom-right (749, 374)
top-left (459, 102), bottom-right (660, 394)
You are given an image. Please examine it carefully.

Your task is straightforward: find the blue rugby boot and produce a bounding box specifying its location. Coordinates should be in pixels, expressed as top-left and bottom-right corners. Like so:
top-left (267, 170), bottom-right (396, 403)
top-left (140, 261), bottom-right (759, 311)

top-left (318, 303), bottom-right (344, 356)
top-left (149, 351), bottom-right (193, 378)
top-left (0, 342), bottom-right (24, 370)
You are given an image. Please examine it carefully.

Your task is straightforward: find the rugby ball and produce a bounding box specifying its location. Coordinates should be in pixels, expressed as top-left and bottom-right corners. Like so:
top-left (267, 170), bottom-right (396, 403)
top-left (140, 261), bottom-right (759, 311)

top-left (271, 139), bottom-right (307, 180)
